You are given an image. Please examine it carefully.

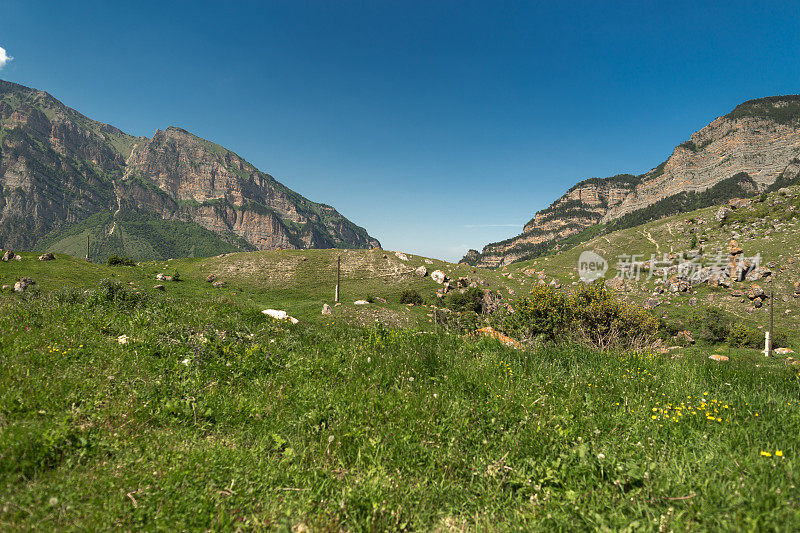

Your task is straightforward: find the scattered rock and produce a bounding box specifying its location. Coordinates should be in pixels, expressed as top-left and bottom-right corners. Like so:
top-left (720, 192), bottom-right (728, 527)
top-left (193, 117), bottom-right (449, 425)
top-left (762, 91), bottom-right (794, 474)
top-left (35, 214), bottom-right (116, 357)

top-left (375, 296), bottom-right (387, 303)
top-left (728, 240), bottom-right (743, 256)
top-left (414, 265), bottom-right (428, 277)
top-left (2, 250), bottom-right (16, 262)
top-left (354, 300), bottom-right (370, 305)
top-left (38, 252), bottom-right (55, 261)
top-left (747, 284), bottom-right (765, 300)
top-left (206, 274), bottom-right (216, 283)
top-left (716, 206), bottom-right (731, 222)
top-left (262, 309), bottom-right (299, 324)
top-left (424, 259), bottom-right (433, 264)
top-left (474, 326), bottom-right (524, 349)
top-left (708, 354), bottom-right (729, 362)
top-left (431, 270), bottom-right (447, 284)
top-left (395, 252), bottom-right (409, 261)
top-left (156, 273), bottom-right (167, 281)
top-left (642, 297), bottom-right (661, 310)
top-left (322, 303), bottom-right (332, 315)
top-left (775, 347), bottom-right (795, 355)
top-left (675, 330), bottom-right (695, 345)
top-left (13, 277), bottom-right (35, 293)
top-left (688, 297), bottom-right (698, 306)
top-left (153, 284), bottom-right (166, 291)
top-left (548, 279), bottom-right (561, 289)
top-left (212, 281), bottom-right (226, 288)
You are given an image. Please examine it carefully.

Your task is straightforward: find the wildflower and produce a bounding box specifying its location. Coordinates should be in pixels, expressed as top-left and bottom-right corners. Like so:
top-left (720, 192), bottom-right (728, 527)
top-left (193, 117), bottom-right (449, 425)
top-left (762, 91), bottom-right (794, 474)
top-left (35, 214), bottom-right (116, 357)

top-left (776, 450), bottom-right (784, 457)
top-left (761, 451), bottom-right (772, 457)
top-left (597, 453), bottom-right (606, 460)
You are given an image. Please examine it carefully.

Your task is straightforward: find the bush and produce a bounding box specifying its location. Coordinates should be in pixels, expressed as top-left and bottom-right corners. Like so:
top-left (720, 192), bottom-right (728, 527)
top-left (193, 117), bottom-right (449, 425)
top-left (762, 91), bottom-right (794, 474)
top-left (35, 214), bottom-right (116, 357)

top-left (399, 289), bottom-right (423, 305)
top-left (728, 323), bottom-right (761, 348)
top-left (446, 288), bottom-right (484, 314)
top-left (106, 255), bottom-right (136, 267)
top-left (501, 284), bottom-right (658, 350)
top-left (689, 307), bottom-right (730, 343)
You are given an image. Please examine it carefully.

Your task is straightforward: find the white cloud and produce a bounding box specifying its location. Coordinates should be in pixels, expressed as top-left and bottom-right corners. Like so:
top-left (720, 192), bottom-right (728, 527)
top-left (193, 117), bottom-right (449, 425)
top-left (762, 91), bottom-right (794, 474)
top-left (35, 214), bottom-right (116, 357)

top-left (0, 46), bottom-right (13, 70)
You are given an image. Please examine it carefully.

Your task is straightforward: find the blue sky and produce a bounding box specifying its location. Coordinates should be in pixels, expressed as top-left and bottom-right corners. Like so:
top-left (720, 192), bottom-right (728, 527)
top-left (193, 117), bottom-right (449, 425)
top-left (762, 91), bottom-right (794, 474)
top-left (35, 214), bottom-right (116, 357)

top-left (1, 1), bottom-right (799, 260)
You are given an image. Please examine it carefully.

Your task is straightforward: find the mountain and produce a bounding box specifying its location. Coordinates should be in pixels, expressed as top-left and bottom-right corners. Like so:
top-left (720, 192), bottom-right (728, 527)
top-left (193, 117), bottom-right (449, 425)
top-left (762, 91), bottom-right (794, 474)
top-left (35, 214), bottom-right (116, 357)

top-left (0, 80), bottom-right (379, 261)
top-left (464, 95), bottom-right (800, 267)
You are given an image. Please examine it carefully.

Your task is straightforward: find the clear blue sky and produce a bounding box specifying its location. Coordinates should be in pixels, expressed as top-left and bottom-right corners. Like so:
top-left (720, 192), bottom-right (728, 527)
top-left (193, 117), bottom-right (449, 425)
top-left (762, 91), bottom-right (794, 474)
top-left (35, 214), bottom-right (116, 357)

top-left (1, 1), bottom-right (799, 260)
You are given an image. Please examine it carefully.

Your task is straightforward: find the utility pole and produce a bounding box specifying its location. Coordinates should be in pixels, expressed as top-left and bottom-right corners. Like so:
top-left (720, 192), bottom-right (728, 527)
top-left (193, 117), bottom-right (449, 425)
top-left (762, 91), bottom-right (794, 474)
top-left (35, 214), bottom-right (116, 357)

top-left (335, 255), bottom-right (341, 303)
top-left (86, 234), bottom-right (90, 261)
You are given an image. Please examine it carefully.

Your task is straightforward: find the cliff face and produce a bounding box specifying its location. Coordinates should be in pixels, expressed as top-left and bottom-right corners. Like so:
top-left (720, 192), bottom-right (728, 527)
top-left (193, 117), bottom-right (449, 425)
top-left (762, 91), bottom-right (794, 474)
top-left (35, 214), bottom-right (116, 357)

top-left (0, 80), bottom-right (379, 255)
top-left (466, 96), bottom-right (800, 267)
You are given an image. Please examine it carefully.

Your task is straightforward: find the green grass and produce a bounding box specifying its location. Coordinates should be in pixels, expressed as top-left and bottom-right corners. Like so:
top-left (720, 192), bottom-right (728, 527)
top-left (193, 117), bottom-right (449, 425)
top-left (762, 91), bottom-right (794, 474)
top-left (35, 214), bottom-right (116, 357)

top-left (1, 280), bottom-right (799, 530)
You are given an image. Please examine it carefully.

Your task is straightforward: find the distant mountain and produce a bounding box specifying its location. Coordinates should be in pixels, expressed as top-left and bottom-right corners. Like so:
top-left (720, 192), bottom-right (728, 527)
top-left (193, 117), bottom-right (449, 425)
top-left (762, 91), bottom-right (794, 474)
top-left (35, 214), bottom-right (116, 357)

top-left (464, 95), bottom-right (800, 267)
top-left (0, 79), bottom-right (379, 261)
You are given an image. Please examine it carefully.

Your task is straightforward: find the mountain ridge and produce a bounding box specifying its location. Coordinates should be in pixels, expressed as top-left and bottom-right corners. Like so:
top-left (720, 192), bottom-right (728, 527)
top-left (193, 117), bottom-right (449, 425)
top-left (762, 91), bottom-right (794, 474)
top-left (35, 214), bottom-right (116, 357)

top-left (464, 95), bottom-right (800, 267)
top-left (0, 79), bottom-right (379, 260)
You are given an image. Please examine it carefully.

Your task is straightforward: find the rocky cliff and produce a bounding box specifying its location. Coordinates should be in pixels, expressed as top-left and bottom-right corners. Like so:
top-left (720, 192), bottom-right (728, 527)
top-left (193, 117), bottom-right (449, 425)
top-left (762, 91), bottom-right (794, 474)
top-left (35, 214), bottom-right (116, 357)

top-left (465, 95), bottom-right (800, 267)
top-left (0, 79), bottom-right (379, 258)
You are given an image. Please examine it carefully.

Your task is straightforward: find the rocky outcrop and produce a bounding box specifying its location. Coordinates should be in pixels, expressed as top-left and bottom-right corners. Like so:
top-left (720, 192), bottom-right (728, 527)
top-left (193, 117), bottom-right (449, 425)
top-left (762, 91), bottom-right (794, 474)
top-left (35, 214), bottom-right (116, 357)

top-left (0, 80), bottom-right (379, 254)
top-left (468, 95), bottom-right (800, 267)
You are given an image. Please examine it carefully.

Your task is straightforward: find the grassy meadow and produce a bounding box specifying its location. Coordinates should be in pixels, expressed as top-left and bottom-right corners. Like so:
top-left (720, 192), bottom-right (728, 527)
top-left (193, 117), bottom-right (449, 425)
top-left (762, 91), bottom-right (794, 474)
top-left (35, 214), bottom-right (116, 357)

top-left (1, 253), bottom-right (799, 530)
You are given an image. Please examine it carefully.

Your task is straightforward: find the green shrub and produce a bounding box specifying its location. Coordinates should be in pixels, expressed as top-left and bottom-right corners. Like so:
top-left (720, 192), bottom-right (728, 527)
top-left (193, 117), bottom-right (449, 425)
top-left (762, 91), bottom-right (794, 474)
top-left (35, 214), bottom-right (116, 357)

top-left (106, 255), bottom-right (136, 267)
top-left (446, 287), bottom-right (484, 314)
top-left (728, 323), bottom-right (761, 348)
top-left (399, 289), bottom-right (423, 305)
top-left (689, 307), bottom-right (730, 344)
top-left (501, 284), bottom-right (657, 349)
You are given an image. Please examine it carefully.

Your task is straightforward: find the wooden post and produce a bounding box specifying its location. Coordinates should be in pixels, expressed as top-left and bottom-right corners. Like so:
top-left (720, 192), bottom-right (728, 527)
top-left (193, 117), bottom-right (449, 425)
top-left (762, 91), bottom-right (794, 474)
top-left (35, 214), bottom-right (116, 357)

top-left (86, 234), bottom-right (90, 261)
top-left (335, 255), bottom-right (341, 303)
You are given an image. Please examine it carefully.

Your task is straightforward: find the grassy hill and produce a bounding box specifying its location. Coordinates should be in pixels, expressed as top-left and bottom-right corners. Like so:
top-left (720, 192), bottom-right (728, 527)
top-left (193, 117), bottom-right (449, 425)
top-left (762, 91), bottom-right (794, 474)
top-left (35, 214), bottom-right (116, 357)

top-left (2, 250), bottom-right (800, 529)
top-left (499, 185), bottom-right (800, 350)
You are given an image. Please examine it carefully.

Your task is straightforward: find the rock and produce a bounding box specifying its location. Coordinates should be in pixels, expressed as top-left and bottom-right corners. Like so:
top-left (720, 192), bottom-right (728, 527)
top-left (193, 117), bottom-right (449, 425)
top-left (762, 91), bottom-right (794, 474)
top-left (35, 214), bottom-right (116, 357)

top-left (262, 309), bottom-right (299, 324)
top-left (375, 297), bottom-right (387, 303)
top-left (643, 297), bottom-right (661, 310)
top-left (605, 277), bottom-right (626, 291)
top-left (775, 347), bottom-right (795, 355)
top-left (548, 279), bottom-right (561, 289)
top-left (38, 252), bottom-right (55, 261)
top-left (457, 277), bottom-right (469, 288)
top-left (747, 284), bottom-right (765, 300)
top-left (2, 250), bottom-right (16, 262)
top-left (474, 326), bottom-right (523, 349)
top-left (728, 198), bottom-right (752, 209)
top-left (728, 240), bottom-right (743, 256)
top-left (354, 300), bottom-right (370, 305)
top-left (414, 266), bottom-right (428, 277)
top-left (156, 273), bottom-right (166, 281)
top-left (153, 284), bottom-right (166, 291)
top-left (13, 277), bottom-right (35, 293)
top-left (424, 259), bottom-right (433, 264)
top-left (212, 281), bottom-right (226, 288)
top-left (395, 251), bottom-right (409, 261)
top-left (675, 330), bottom-right (695, 344)
top-left (322, 303), bottom-right (332, 315)
top-left (431, 270), bottom-right (447, 284)
top-left (688, 297), bottom-right (698, 306)
top-left (206, 274), bottom-right (216, 283)
top-left (730, 289), bottom-right (745, 298)
top-left (708, 354), bottom-right (729, 362)
top-left (716, 206), bottom-right (731, 222)
top-left (746, 267), bottom-right (772, 281)
top-left (1, 285), bottom-right (9, 290)
top-left (794, 281), bottom-right (800, 295)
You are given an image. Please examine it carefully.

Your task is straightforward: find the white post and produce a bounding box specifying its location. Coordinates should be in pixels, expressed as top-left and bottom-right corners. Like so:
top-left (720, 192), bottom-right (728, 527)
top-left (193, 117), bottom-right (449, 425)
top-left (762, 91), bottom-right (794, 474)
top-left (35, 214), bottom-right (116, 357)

top-left (764, 331), bottom-right (772, 357)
